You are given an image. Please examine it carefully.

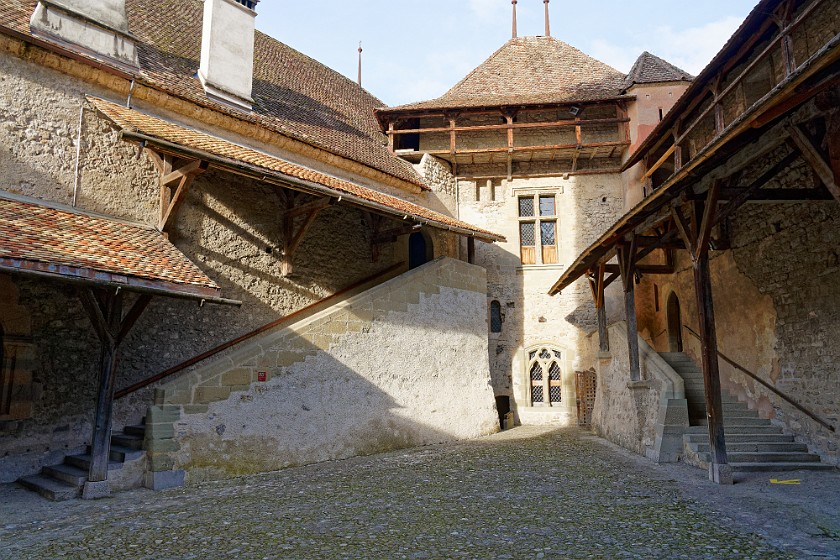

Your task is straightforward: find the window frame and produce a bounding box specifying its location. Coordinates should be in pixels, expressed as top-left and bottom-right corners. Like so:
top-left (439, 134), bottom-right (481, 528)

top-left (517, 192), bottom-right (559, 266)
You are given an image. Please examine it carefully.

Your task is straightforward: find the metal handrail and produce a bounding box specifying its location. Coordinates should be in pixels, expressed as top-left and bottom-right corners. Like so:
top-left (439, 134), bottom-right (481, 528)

top-left (683, 325), bottom-right (834, 432)
top-left (115, 261), bottom-right (405, 399)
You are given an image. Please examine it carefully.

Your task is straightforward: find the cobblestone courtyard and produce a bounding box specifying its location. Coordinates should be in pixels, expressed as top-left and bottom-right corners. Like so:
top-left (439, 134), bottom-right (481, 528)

top-left (1, 427), bottom-right (838, 559)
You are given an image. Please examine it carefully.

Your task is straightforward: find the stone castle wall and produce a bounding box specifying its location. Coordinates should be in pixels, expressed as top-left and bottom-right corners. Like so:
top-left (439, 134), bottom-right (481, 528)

top-left (0, 46), bottom-right (462, 480)
top-left (143, 257), bottom-right (498, 483)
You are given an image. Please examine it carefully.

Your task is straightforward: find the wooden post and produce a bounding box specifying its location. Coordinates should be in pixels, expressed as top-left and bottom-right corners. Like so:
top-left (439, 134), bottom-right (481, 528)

top-left (87, 291), bottom-right (122, 486)
top-left (77, 289), bottom-right (152, 498)
top-left (618, 240), bottom-right (640, 382)
top-left (467, 237), bottom-right (476, 264)
top-left (694, 250), bottom-right (731, 484)
top-left (596, 264), bottom-right (609, 353)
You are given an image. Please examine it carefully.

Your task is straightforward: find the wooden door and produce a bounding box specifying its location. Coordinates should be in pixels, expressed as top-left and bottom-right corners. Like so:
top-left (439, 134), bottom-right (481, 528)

top-left (575, 369), bottom-right (597, 425)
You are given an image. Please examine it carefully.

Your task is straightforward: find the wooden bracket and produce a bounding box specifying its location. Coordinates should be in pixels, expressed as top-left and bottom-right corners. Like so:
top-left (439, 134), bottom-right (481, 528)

top-left (147, 151), bottom-right (208, 233)
top-left (789, 124), bottom-right (840, 203)
top-left (280, 191), bottom-right (327, 276)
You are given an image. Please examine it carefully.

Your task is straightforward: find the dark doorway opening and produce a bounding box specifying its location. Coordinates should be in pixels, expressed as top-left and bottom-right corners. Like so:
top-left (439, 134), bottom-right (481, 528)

top-left (408, 232), bottom-right (431, 270)
top-left (495, 395), bottom-right (511, 430)
top-left (667, 292), bottom-right (683, 352)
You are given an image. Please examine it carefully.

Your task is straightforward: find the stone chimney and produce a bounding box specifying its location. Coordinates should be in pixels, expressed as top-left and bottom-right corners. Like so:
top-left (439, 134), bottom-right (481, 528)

top-left (30, 0), bottom-right (138, 69)
top-left (199, 0), bottom-right (258, 111)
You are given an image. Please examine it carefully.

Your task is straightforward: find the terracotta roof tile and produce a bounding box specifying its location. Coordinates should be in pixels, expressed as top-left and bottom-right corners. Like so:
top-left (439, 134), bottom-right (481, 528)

top-left (385, 36), bottom-right (628, 112)
top-left (90, 97), bottom-right (504, 242)
top-left (623, 51), bottom-right (693, 90)
top-left (0, 0), bottom-right (424, 188)
top-left (0, 194), bottom-right (222, 297)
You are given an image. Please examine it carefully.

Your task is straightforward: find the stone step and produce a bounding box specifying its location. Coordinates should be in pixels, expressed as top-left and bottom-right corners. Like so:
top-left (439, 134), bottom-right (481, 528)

top-left (685, 433), bottom-right (795, 444)
top-left (92, 444), bottom-right (145, 463)
top-left (694, 442), bottom-right (809, 453)
top-left (686, 424), bottom-right (784, 435)
top-left (697, 417), bottom-right (772, 427)
top-left (729, 462), bottom-right (836, 472)
top-left (64, 454), bottom-right (123, 472)
top-left (18, 474), bottom-right (80, 501)
top-left (698, 451), bottom-right (822, 463)
top-left (123, 424), bottom-right (146, 437)
top-left (42, 463), bottom-right (88, 487)
top-left (111, 432), bottom-right (144, 450)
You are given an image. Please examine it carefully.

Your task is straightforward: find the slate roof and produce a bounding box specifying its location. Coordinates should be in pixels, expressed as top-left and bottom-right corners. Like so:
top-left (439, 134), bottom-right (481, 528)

top-left (90, 97), bottom-right (504, 242)
top-left (383, 36), bottom-right (628, 113)
top-left (623, 51), bottom-right (693, 91)
top-left (0, 193), bottom-right (223, 299)
top-left (0, 0), bottom-right (424, 188)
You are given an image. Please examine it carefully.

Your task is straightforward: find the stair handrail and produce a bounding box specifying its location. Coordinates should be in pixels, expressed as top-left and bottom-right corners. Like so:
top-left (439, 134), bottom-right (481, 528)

top-left (683, 324), bottom-right (835, 432)
top-left (115, 262), bottom-right (405, 399)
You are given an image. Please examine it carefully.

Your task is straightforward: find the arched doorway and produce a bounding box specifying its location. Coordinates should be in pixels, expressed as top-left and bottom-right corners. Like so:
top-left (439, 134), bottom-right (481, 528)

top-left (666, 292), bottom-right (683, 352)
top-left (408, 231), bottom-right (432, 270)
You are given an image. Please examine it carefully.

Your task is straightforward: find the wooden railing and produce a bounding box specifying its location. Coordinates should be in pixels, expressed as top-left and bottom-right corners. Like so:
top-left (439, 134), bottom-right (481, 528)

top-left (684, 325), bottom-right (835, 432)
top-left (115, 262), bottom-right (405, 399)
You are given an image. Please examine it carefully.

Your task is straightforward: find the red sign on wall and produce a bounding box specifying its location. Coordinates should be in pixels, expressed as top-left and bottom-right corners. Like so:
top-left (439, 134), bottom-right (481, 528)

top-left (257, 371), bottom-right (267, 382)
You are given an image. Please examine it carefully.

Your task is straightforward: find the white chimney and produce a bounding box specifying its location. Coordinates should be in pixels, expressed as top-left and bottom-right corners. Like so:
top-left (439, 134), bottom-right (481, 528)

top-left (199, 0), bottom-right (258, 111)
top-left (30, 0), bottom-right (138, 68)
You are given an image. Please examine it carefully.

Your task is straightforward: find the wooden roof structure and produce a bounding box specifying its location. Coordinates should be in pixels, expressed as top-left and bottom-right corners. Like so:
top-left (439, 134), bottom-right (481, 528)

top-left (549, 0), bottom-right (840, 298)
top-left (90, 97), bottom-right (504, 244)
top-left (375, 37), bottom-right (635, 179)
top-left (547, 0), bottom-right (838, 484)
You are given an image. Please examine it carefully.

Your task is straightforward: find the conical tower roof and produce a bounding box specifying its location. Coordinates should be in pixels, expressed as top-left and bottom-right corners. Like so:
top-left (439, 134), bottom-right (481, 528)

top-left (388, 36), bottom-right (627, 111)
top-left (623, 51), bottom-right (693, 90)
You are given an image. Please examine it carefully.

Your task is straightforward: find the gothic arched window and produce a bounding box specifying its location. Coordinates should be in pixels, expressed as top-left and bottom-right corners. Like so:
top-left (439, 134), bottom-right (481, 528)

top-left (527, 346), bottom-right (563, 406)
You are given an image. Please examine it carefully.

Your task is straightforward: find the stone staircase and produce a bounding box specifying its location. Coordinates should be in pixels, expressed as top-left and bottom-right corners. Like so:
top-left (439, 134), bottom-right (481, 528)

top-left (660, 352), bottom-right (831, 472)
top-left (18, 423), bottom-right (147, 501)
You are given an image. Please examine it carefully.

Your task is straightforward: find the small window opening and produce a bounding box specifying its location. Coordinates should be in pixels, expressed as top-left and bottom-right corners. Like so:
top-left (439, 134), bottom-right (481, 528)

top-left (490, 300), bottom-right (502, 333)
top-left (658, 107), bottom-right (664, 121)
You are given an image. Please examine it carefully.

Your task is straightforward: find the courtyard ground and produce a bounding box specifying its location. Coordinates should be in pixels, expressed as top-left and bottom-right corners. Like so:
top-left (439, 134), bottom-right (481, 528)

top-left (1, 426), bottom-right (838, 559)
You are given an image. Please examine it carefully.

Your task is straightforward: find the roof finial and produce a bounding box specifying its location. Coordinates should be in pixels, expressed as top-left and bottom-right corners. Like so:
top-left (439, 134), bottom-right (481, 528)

top-left (357, 41), bottom-right (363, 87)
top-left (544, 0), bottom-right (551, 37)
top-left (511, 0), bottom-right (518, 38)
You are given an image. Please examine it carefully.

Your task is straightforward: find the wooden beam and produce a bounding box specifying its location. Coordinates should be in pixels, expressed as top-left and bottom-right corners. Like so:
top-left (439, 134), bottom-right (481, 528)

top-left (386, 116), bottom-right (631, 135)
top-left (604, 263), bottom-right (675, 275)
top-left (157, 156), bottom-right (208, 233)
top-left (789, 125), bottom-right (840, 203)
top-left (280, 192), bottom-right (327, 276)
top-left (714, 150), bottom-right (802, 225)
top-left (642, 144), bottom-right (676, 180)
top-left (694, 250), bottom-right (731, 484)
top-left (695, 180), bottom-right (721, 260)
top-left (713, 187), bottom-right (834, 201)
top-left (617, 238), bottom-right (641, 382)
top-left (282, 196), bottom-right (333, 220)
top-left (670, 205), bottom-right (695, 256)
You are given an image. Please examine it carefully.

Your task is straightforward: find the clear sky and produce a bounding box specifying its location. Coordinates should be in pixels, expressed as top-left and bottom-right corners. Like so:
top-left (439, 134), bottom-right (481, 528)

top-left (256, 0), bottom-right (759, 107)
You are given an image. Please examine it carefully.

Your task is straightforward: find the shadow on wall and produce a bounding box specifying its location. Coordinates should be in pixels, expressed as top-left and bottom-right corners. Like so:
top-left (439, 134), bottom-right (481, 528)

top-left (145, 258), bottom-right (500, 483)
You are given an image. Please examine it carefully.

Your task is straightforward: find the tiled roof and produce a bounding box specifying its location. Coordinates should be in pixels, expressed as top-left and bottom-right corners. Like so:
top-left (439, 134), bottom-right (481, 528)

top-left (90, 97), bottom-right (504, 242)
top-left (0, 193), bottom-right (223, 298)
top-left (623, 52), bottom-right (693, 90)
top-left (0, 0), bottom-right (424, 188)
top-left (384, 36), bottom-right (627, 113)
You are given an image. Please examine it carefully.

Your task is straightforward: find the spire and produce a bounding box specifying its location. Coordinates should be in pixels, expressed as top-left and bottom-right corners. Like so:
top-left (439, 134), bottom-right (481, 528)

top-left (511, 0), bottom-right (518, 39)
top-left (357, 41), bottom-right (363, 87)
top-left (544, 0), bottom-right (551, 37)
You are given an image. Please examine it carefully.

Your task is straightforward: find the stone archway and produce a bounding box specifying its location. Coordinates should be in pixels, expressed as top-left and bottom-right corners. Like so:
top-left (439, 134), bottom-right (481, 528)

top-left (666, 291), bottom-right (683, 353)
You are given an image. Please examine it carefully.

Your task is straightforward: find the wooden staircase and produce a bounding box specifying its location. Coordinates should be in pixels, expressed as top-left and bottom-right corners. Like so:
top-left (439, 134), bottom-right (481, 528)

top-left (659, 352), bottom-right (831, 472)
top-left (18, 423), bottom-right (146, 501)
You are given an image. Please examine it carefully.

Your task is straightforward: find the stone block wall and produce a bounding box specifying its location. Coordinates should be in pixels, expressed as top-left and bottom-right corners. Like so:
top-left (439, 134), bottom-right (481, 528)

top-left (141, 257), bottom-right (498, 483)
top-left (0, 44), bottom-right (462, 480)
top-left (458, 173), bottom-right (624, 422)
top-left (591, 322), bottom-right (689, 461)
